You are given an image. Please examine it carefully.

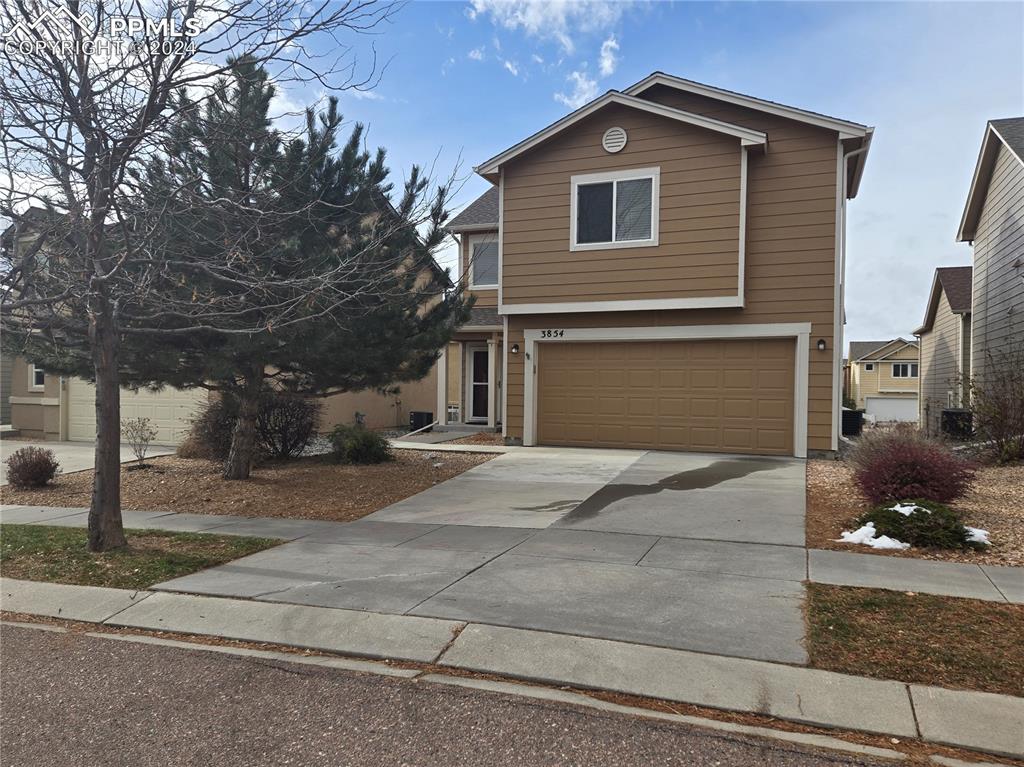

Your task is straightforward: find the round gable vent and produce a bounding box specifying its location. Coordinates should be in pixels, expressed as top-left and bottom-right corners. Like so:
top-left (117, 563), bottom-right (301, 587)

top-left (602, 126), bottom-right (627, 153)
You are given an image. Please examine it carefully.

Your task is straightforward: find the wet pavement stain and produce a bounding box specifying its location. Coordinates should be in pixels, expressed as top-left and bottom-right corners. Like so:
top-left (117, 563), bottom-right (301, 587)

top-left (559, 458), bottom-right (782, 523)
top-left (513, 500), bottom-right (583, 513)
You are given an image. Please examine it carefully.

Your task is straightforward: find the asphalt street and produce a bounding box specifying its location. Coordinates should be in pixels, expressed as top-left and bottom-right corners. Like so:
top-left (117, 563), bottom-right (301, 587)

top-left (0, 624), bottom-right (892, 766)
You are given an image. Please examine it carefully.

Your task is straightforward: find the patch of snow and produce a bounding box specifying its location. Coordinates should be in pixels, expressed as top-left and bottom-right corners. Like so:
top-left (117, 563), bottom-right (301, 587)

top-left (965, 526), bottom-right (991, 545)
top-left (836, 522), bottom-right (911, 550)
top-left (888, 502), bottom-right (927, 516)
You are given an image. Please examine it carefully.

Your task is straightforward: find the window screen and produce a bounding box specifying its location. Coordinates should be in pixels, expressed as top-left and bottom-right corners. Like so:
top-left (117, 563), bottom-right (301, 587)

top-left (576, 182), bottom-right (613, 244)
top-left (615, 177), bottom-right (653, 241)
top-left (472, 240), bottom-right (499, 286)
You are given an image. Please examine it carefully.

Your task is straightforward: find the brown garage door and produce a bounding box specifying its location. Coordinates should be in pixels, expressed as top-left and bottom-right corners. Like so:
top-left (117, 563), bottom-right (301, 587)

top-left (536, 338), bottom-right (795, 456)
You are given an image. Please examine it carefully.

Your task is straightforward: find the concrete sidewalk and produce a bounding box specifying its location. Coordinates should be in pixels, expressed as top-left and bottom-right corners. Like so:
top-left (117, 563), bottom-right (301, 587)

top-left (2, 577), bottom-right (1021, 759)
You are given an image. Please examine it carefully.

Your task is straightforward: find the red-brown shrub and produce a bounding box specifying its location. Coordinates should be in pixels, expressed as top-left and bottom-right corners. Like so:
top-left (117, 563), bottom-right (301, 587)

top-left (4, 446), bottom-right (61, 489)
top-left (850, 429), bottom-right (976, 504)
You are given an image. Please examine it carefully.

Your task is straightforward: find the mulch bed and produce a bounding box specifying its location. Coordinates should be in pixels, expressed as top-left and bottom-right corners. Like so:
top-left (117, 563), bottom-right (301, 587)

top-left (448, 432), bottom-right (505, 446)
top-left (0, 524), bottom-right (278, 590)
top-left (2, 449), bottom-right (495, 522)
top-left (806, 584), bottom-right (1024, 697)
top-left (806, 459), bottom-right (1024, 566)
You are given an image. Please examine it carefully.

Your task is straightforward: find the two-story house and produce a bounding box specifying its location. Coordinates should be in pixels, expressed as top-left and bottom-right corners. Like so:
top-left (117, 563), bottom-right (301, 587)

top-left (846, 338), bottom-right (920, 423)
top-left (442, 72), bottom-right (872, 457)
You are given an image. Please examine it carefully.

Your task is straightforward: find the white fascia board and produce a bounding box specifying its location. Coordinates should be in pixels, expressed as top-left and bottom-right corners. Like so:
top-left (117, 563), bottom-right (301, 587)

top-left (474, 91), bottom-right (767, 177)
top-left (500, 295), bottom-right (744, 315)
top-left (624, 73), bottom-right (870, 139)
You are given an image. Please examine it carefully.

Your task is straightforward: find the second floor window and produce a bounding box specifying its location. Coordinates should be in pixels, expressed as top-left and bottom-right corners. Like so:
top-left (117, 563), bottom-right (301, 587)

top-left (571, 168), bottom-right (659, 250)
top-left (892, 362), bottom-right (918, 378)
top-left (469, 236), bottom-right (499, 288)
top-left (29, 364), bottom-right (45, 389)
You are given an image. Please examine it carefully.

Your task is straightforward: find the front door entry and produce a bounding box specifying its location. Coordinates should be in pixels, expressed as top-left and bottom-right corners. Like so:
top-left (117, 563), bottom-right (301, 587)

top-left (468, 346), bottom-right (489, 421)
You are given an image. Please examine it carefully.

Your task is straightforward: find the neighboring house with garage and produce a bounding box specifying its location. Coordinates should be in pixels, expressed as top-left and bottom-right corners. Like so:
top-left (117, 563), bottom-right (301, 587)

top-left (443, 71), bottom-right (873, 457)
top-left (956, 117), bottom-right (1024, 383)
top-left (914, 266), bottom-right (972, 434)
top-left (846, 339), bottom-right (920, 423)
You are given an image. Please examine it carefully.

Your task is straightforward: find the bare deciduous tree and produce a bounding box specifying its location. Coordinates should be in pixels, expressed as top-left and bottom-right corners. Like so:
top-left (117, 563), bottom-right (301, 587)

top-left (0, 0), bottom-right (410, 551)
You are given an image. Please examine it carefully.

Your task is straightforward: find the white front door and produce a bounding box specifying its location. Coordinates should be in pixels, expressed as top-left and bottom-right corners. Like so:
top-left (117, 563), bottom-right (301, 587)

top-left (466, 345), bottom-right (489, 422)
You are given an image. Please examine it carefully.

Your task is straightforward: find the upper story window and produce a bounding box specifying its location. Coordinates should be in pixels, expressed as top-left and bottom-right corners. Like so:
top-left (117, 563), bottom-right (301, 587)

top-left (468, 234), bottom-right (499, 289)
top-left (29, 364), bottom-right (45, 390)
top-left (570, 167), bottom-right (660, 251)
top-left (864, 363), bottom-right (874, 371)
top-left (892, 362), bottom-right (918, 378)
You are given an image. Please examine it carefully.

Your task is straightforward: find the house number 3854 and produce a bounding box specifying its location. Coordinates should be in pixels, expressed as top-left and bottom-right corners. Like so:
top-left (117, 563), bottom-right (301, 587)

top-left (540, 329), bottom-right (564, 338)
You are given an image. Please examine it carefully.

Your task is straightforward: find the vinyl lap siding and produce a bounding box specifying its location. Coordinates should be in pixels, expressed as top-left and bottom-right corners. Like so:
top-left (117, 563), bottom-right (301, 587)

top-left (972, 142), bottom-right (1024, 379)
top-left (503, 86), bottom-right (840, 452)
top-left (461, 232), bottom-right (498, 308)
top-left (919, 291), bottom-right (962, 434)
top-left (501, 103), bottom-right (742, 304)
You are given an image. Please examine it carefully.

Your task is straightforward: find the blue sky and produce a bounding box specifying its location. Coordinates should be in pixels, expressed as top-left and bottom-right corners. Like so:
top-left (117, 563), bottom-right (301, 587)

top-left (295, 0), bottom-right (1023, 350)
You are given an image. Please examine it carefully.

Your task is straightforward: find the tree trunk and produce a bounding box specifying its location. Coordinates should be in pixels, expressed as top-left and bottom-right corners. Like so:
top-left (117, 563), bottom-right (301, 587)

top-left (88, 308), bottom-right (127, 552)
top-left (223, 371), bottom-right (262, 480)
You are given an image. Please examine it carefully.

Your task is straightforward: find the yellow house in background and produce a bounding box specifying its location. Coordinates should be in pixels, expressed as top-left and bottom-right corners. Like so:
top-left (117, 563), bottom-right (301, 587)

top-left (847, 338), bottom-right (919, 422)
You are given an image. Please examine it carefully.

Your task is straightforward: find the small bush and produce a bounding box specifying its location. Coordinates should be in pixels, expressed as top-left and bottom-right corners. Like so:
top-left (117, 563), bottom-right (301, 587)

top-left (122, 416), bottom-right (158, 466)
top-left (256, 395), bottom-right (321, 460)
top-left (4, 446), bottom-right (60, 489)
top-left (857, 500), bottom-right (982, 550)
top-left (186, 398), bottom-right (238, 461)
top-left (328, 424), bottom-right (392, 464)
top-left (850, 427), bottom-right (976, 504)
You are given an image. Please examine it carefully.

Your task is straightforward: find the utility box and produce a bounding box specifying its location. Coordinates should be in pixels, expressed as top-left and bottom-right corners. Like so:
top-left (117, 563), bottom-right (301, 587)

top-left (941, 409), bottom-right (973, 440)
top-left (409, 411), bottom-right (434, 433)
top-left (841, 408), bottom-right (864, 437)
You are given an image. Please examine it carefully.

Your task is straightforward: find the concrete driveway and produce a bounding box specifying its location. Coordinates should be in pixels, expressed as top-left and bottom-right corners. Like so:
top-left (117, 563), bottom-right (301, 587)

top-left (0, 440), bottom-right (176, 485)
top-left (157, 448), bottom-right (809, 665)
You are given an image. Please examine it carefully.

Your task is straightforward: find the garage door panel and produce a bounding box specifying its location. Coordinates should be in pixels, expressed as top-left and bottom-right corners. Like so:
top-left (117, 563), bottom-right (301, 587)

top-left (537, 338), bottom-right (795, 456)
top-left (68, 379), bottom-right (206, 445)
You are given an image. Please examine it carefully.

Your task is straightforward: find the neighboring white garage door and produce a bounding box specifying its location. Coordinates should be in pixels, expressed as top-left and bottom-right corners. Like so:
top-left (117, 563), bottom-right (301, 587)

top-left (865, 396), bottom-right (918, 423)
top-left (67, 378), bottom-right (207, 445)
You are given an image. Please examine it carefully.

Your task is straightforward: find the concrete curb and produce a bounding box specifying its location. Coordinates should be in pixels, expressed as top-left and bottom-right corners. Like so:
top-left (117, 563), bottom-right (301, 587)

top-left (389, 440), bottom-right (516, 454)
top-left (2, 578), bottom-right (1021, 759)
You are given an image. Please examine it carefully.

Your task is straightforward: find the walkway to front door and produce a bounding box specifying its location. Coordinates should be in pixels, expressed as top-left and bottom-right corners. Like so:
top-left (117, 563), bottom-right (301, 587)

top-left (156, 448), bottom-right (808, 665)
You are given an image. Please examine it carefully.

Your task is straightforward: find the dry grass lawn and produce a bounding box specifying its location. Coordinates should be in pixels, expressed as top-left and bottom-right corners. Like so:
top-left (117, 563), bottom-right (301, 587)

top-left (806, 584), bottom-right (1024, 696)
top-left (1, 449), bottom-right (495, 522)
top-left (806, 459), bottom-right (1024, 566)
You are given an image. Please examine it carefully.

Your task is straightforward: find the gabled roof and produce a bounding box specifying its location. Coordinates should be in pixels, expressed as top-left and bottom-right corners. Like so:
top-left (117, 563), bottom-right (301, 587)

top-left (849, 338), bottom-right (917, 361)
top-left (447, 186), bottom-right (498, 232)
top-left (624, 73), bottom-right (873, 199)
top-left (914, 266), bottom-right (973, 335)
top-left (473, 90), bottom-right (768, 180)
top-left (957, 117), bottom-right (1024, 242)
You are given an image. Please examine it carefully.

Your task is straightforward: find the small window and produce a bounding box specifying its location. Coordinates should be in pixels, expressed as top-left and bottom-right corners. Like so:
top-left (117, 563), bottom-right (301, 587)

top-left (469, 236), bottom-right (499, 288)
top-left (892, 362), bottom-right (918, 378)
top-left (29, 364), bottom-right (45, 389)
top-left (571, 168), bottom-right (659, 250)
top-left (864, 363), bottom-right (874, 371)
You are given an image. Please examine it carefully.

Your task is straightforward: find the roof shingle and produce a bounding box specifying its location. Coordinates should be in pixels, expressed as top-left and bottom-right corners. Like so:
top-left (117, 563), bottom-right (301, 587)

top-left (849, 339), bottom-right (917, 361)
top-left (447, 187), bottom-right (498, 230)
top-left (991, 117), bottom-right (1024, 164)
top-left (935, 266), bottom-right (973, 314)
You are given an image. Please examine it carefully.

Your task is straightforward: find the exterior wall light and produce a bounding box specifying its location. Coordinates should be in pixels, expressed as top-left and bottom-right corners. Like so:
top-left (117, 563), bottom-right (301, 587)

top-left (511, 343), bottom-right (520, 355)
top-left (817, 339), bottom-right (827, 352)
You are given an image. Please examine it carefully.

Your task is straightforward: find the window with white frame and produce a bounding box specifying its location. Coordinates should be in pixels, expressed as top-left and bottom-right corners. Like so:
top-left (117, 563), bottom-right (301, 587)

top-left (571, 167), bottom-right (659, 250)
top-left (864, 363), bottom-right (874, 371)
top-left (892, 362), bottom-right (918, 378)
top-left (468, 234), bottom-right (499, 288)
top-left (29, 364), bottom-right (45, 389)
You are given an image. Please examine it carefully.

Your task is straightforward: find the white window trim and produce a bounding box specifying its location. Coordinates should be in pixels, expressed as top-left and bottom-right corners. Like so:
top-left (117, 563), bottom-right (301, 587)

top-left (569, 166), bottom-right (660, 252)
top-left (864, 363), bottom-right (874, 371)
top-left (892, 362), bottom-right (918, 379)
top-left (28, 364), bottom-right (45, 391)
top-left (467, 233), bottom-right (500, 290)
top-left (521, 323), bottom-right (812, 458)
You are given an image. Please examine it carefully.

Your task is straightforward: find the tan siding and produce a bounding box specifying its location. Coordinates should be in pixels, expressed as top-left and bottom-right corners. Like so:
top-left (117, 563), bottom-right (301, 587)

top-left (919, 291), bottom-right (965, 434)
top-left (501, 103), bottom-right (742, 306)
top-left (499, 84), bottom-right (841, 453)
top-left (972, 142), bottom-right (1024, 379)
top-left (460, 232), bottom-right (498, 308)
top-left (320, 366), bottom-right (438, 432)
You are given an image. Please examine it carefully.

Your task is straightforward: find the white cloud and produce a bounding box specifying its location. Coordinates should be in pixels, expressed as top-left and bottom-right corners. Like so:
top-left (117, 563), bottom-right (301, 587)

top-left (554, 70), bottom-right (599, 109)
top-left (599, 35), bottom-right (619, 76)
top-left (468, 47), bottom-right (485, 61)
top-left (531, 53), bottom-right (544, 64)
top-left (347, 89), bottom-right (385, 101)
top-left (503, 59), bottom-right (520, 76)
top-left (467, 0), bottom-right (632, 52)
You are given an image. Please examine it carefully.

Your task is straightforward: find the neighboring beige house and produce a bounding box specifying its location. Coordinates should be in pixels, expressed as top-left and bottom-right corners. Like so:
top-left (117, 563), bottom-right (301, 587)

top-left (444, 72), bottom-right (873, 457)
top-left (914, 266), bottom-right (972, 434)
top-left (846, 339), bottom-right (920, 422)
top-left (957, 117), bottom-right (1024, 381)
